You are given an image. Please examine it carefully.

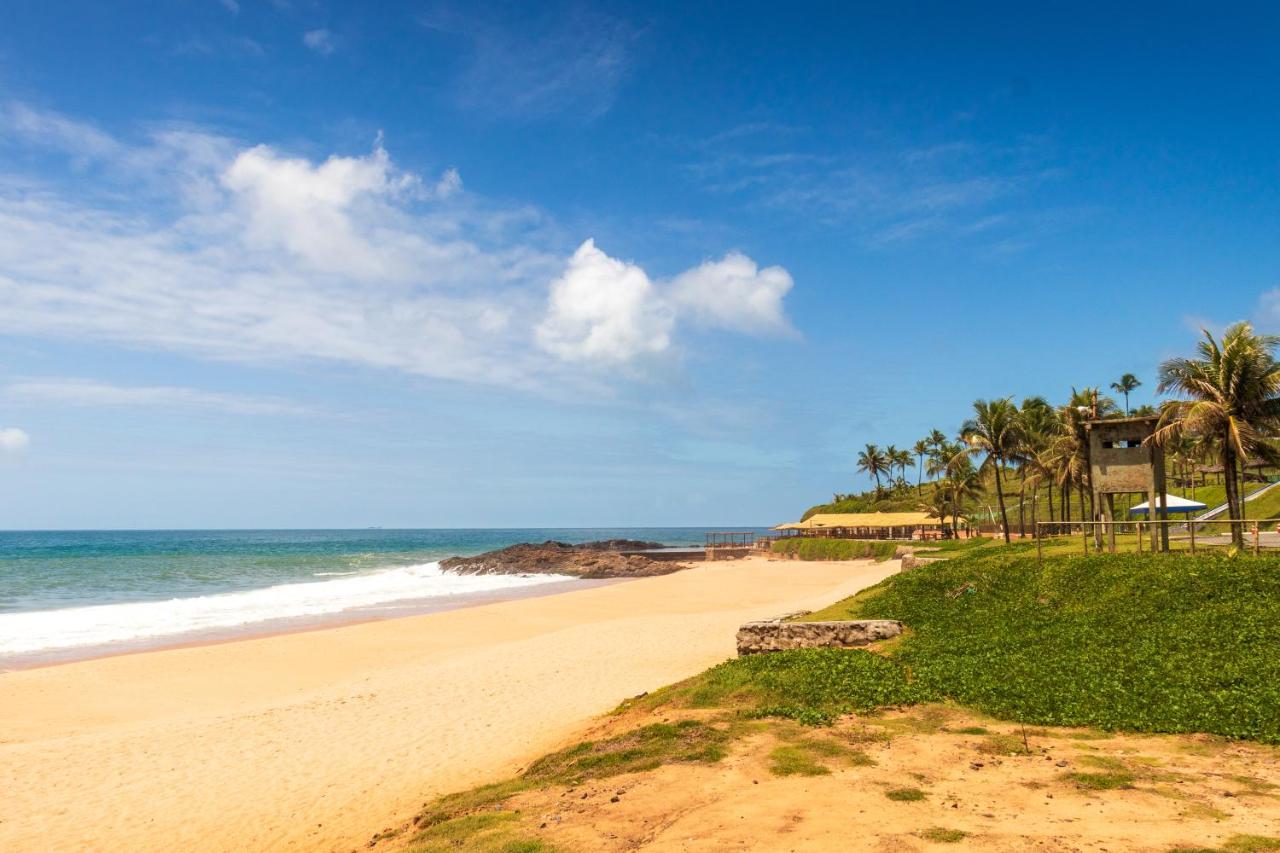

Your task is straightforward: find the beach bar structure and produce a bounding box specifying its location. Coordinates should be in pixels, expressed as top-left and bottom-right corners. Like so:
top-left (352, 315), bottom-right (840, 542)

top-left (772, 511), bottom-right (949, 541)
top-left (1086, 415), bottom-right (1169, 552)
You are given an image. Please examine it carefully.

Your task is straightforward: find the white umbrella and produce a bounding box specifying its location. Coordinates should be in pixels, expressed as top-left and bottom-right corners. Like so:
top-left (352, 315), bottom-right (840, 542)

top-left (1128, 494), bottom-right (1207, 515)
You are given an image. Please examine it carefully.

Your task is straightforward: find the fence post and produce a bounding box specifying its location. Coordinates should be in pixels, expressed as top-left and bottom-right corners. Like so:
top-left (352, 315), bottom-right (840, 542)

top-left (1136, 520), bottom-right (1143, 554)
top-left (1081, 522), bottom-right (1089, 555)
top-left (1189, 519), bottom-right (1196, 554)
top-left (1036, 524), bottom-right (1043, 565)
top-left (1254, 522), bottom-right (1260, 557)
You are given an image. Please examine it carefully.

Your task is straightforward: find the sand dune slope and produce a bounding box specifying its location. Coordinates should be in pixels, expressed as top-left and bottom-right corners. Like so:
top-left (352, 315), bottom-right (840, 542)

top-left (0, 556), bottom-right (897, 852)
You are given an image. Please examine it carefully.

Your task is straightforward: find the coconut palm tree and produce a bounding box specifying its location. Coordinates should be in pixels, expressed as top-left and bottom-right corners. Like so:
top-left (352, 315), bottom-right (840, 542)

top-left (1111, 373), bottom-right (1142, 416)
top-left (856, 443), bottom-right (888, 495)
top-left (1152, 322), bottom-right (1280, 547)
top-left (884, 445), bottom-right (902, 489)
top-left (1016, 396), bottom-right (1057, 532)
top-left (946, 456), bottom-right (985, 537)
top-left (961, 398), bottom-right (1024, 543)
top-left (891, 447), bottom-right (913, 488)
top-left (1057, 387), bottom-right (1119, 527)
top-left (918, 484), bottom-right (954, 537)
top-left (912, 439), bottom-right (929, 492)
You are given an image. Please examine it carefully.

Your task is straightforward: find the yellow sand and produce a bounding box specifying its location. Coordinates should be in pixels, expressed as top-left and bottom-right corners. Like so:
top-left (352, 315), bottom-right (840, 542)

top-left (0, 555), bottom-right (898, 852)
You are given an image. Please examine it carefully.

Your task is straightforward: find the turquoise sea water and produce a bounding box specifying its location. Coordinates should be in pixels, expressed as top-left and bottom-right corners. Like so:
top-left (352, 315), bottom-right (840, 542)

top-left (0, 528), bottom-right (762, 663)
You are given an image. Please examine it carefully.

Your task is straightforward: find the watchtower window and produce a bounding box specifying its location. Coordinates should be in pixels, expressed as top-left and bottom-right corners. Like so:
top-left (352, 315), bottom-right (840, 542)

top-left (1102, 440), bottom-right (1114, 448)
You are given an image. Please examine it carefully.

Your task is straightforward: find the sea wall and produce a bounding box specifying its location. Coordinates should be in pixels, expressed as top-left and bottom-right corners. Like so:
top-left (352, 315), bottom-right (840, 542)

top-left (736, 618), bottom-right (903, 656)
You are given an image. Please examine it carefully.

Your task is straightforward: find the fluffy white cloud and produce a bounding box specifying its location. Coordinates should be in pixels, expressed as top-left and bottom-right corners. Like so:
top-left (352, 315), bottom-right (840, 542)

top-left (537, 239), bottom-right (673, 363)
top-left (302, 29), bottom-right (335, 56)
top-left (7, 379), bottom-right (311, 416)
top-left (0, 428), bottom-right (30, 452)
top-left (0, 103), bottom-right (795, 389)
top-left (669, 252), bottom-right (794, 335)
top-left (536, 241), bottom-right (794, 364)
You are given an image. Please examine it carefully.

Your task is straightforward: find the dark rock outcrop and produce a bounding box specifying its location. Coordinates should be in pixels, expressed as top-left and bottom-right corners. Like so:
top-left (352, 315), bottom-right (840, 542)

top-left (439, 540), bottom-right (682, 579)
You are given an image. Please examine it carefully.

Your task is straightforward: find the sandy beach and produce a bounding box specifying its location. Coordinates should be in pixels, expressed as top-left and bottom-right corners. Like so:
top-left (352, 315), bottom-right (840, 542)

top-left (0, 555), bottom-right (898, 852)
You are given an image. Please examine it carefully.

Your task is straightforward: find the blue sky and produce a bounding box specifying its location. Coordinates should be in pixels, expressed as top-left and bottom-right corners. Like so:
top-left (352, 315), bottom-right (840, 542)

top-left (1, 1), bottom-right (1278, 528)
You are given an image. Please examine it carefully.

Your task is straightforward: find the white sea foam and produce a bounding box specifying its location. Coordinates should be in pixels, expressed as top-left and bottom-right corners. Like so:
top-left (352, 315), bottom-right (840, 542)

top-left (0, 562), bottom-right (573, 656)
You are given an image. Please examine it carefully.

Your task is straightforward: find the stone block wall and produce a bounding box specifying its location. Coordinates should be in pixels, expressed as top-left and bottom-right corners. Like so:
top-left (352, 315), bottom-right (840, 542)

top-left (736, 619), bottom-right (903, 656)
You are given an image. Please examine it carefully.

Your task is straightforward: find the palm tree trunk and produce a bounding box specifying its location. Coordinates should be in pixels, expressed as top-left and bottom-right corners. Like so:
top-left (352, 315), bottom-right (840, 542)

top-left (1017, 481), bottom-right (1026, 538)
top-left (1047, 483), bottom-right (1055, 525)
top-left (993, 460), bottom-right (1011, 544)
top-left (917, 457), bottom-right (923, 493)
top-left (1223, 439), bottom-right (1244, 548)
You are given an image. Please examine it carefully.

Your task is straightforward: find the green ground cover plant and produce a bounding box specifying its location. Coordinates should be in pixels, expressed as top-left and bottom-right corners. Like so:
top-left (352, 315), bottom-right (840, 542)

top-left (885, 787), bottom-right (927, 801)
top-left (685, 550), bottom-right (1280, 741)
top-left (770, 538), bottom-right (897, 562)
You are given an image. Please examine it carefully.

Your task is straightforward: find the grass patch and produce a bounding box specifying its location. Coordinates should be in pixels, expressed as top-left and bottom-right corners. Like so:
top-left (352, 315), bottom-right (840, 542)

top-left (407, 812), bottom-right (551, 853)
top-left (919, 826), bottom-right (969, 843)
top-left (768, 744), bottom-right (832, 776)
top-left (948, 725), bottom-right (990, 735)
top-left (771, 538), bottom-right (898, 562)
top-left (651, 647), bottom-right (930, 726)
top-left (1171, 837), bottom-right (1280, 853)
top-left (885, 786), bottom-right (928, 801)
top-left (523, 720), bottom-right (728, 783)
top-left (1063, 770), bottom-right (1137, 790)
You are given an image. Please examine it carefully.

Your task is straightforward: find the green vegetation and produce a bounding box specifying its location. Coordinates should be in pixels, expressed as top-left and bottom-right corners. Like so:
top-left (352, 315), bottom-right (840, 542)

top-left (919, 827), bottom-right (968, 843)
top-left (406, 720), bottom-right (730, 849)
top-left (885, 787), bottom-right (927, 801)
top-left (649, 645), bottom-right (929, 726)
top-left (522, 720), bottom-right (728, 782)
top-left (408, 812), bottom-right (551, 853)
top-left (678, 546), bottom-right (1280, 739)
top-left (1063, 770), bottom-right (1136, 790)
top-left (820, 324), bottom-right (1280, 545)
top-left (770, 538), bottom-right (897, 561)
top-left (1170, 836), bottom-right (1280, 853)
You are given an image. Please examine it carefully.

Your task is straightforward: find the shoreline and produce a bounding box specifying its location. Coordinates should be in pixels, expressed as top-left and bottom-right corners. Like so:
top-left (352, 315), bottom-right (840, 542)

top-left (0, 554), bottom-right (899, 853)
top-left (0, 575), bottom-right (622, 672)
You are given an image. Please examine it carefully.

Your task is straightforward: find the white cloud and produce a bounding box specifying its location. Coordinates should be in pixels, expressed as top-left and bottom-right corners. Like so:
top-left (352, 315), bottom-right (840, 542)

top-left (536, 241), bottom-right (795, 365)
top-left (7, 379), bottom-right (312, 416)
top-left (537, 239), bottom-right (673, 364)
top-left (220, 0), bottom-right (240, 14)
top-left (0, 102), bottom-right (120, 162)
top-left (303, 28), bottom-right (335, 56)
top-left (0, 428), bottom-right (30, 452)
top-left (669, 252), bottom-right (794, 336)
top-left (0, 102), bottom-right (795, 390)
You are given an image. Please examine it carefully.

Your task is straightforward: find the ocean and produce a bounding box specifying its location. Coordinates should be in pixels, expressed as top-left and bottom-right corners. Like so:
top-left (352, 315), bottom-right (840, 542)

top-left (0, 528), bottom-right (760, 667)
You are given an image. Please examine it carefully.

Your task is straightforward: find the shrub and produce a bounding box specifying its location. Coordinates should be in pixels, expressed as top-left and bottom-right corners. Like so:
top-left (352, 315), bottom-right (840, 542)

top-left (771, 538), bottom-right (898, 562)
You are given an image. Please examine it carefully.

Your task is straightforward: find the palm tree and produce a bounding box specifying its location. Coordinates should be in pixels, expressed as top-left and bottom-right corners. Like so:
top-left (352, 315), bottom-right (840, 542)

top-left (1016, 396), bottom-right (1057, 532)
top-left (1111, 373), bottom-right (1142, 416)
top-left (918, 484), bottom-right (953, 537)
top-left (1058, 387), bottom-right (1119, 528)
top-left (892, 447), bottom-right (913, 488)
top-left (912, 439), bottom-right (929, 492)
top-left (884, 445), bottom-right (902, 489)
top-left (961, 398), bottom-right (1024, 543)
top-left (1152, 322), bottom-right (1280, 548)
top-left (856, 443), bottom-right (887, 495)
top-left (946, 456), bottom-right (985, 537)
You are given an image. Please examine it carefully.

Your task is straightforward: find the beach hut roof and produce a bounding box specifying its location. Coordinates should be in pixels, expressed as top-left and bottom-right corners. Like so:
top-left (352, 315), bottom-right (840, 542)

top-left (1128, 494), bottom-right (1208, 514)
top-left (790, 511), bottom-right (947, 529)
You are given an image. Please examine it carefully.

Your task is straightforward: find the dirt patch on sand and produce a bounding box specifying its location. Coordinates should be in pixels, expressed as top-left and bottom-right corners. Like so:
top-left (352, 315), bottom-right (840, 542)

top-left (389, 704), bottom-right (1280, 852)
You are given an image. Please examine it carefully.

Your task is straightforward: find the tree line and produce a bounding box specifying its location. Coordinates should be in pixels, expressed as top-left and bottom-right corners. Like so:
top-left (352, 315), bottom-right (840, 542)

top-left (851, 322), bottom-right (1280, 548)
